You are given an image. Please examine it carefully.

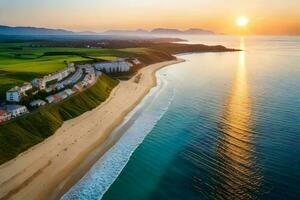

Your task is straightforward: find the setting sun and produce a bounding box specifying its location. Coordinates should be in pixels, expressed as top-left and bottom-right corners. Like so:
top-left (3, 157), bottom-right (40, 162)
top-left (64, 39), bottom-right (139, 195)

top-left (236, 16), bottom-right (249, 27)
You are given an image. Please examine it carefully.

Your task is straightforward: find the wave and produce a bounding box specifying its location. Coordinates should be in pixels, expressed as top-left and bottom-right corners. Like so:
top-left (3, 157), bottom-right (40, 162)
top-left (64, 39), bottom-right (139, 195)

top-left (61, 70), bottom-right (175, 200)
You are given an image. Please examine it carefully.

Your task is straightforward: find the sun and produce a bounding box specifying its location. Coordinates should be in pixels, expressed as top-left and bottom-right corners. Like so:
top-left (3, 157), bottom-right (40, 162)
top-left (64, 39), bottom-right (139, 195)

top-left (236, 16), bottom-right (249, 27)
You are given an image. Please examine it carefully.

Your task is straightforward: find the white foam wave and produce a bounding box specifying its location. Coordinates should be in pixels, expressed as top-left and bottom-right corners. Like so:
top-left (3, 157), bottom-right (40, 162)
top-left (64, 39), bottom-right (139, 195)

top-left (61, 71), bottom-right (174, 200)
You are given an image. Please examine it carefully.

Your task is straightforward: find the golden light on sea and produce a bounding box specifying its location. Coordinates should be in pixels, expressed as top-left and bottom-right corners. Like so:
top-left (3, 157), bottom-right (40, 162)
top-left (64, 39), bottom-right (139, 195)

top-left (236, 16), bottom-right (249, 27)
top-left (212, 37), bottom-right (262, 198)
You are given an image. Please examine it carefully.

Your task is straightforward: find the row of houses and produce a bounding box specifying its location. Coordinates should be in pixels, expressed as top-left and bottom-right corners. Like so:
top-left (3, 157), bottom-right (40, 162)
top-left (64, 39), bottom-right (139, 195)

top-left (0, 105), bottom-right (29, 124)
top-left (44, 65), bottom-right (98, 104)
top-left (32, 63), bottom-right (75, 90)
top-left (45, 89), bottom-right (75, 104)
top-left (1, 58), bottom-right (141, 124)
top-left (6, 64), bottom-right (76, 103)
top-left (6, 82), bottom-right (33, 102)
top-left (5, 59), bottom-right (140, 103)
top-left (45, 67), bottom-right (84, 93)
top-left (94, 59), bottom-right (133, 73)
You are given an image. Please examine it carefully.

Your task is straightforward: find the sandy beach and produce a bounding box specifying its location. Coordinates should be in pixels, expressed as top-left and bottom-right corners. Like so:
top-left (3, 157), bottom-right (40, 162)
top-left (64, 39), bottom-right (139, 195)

top-left (0, 58), bottom-right (184, 200)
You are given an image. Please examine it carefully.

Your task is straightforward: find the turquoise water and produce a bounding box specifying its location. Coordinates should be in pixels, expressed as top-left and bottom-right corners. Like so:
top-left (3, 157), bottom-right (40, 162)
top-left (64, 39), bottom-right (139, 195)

top-left (62, 36), bottom-right (300, 200)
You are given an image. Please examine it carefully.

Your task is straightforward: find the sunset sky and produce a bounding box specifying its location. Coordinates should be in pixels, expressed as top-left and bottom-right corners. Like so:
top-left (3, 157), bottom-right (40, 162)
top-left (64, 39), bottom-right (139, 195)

top-left (0, 0), bottom-right (299, 35)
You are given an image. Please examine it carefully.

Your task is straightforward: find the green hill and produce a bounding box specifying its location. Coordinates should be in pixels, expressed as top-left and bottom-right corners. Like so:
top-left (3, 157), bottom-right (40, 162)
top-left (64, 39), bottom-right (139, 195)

top-left (0, 74), bottom-right (118, 164)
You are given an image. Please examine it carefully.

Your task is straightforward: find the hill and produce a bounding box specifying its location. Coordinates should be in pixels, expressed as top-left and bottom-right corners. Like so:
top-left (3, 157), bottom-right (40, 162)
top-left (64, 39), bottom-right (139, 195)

top-left (104, 28), bottom-right (215, 35)
top-left (0, 25), bottom-right (76, 35)
top-left (184, 28), bottom-right (215, 35)
top-left (103, 29), bottom-right (149, 35)
top-left (0, 25), bottom-right (215, 36)
top-left (0, 74), bottom-right (119, 164)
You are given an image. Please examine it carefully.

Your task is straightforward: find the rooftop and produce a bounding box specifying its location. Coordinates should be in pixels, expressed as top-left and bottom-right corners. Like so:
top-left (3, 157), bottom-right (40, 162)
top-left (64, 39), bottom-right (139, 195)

top-left (8, 86), bottom-right (20, 92)
top-left (6, 105), bottom-right (26, 110)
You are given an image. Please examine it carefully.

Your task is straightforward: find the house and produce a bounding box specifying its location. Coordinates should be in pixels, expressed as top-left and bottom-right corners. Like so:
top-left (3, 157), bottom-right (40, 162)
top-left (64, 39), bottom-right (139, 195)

top-left (94, 60), bottom-right (132, 73)
top-left (45, 87), bottom-right (53, 93)
top-left (53, 95), bottom-right (62, 103)
top-left (96, 71), bottom-right (103, 77)
top-left (6, 105), bottom-right (29, 118)
top-left (6, 87), bottom-right (22, 102)
top-left (32, 66), bottom-right (76, 90)
top-left (45, 96), bottom-right (55, 103)
top-left (20, 82), bottom-right (33, 94)
top-left (57, 91), bottom-right (68, 100)
top-left (81, 80), bottom-right (88, 87)
top-left (74, 83), bottom-right (84, 91)
top-left (6, 82), bottom-right (33, 102)
top-left (64, 89), bottom-right (74, 96)
top-left (0, 109), bottom-right (12, 124)
top-left (132, 58), bottom-right (141, 65)
top-left (55, 83), bottom-right (65, 90)
top-left (83, 73), bottom-right (96, 85)
top-left (72, 88), bottom-right (78, 94)
top-left (32, 78), bottom-right (46, 90)
top-left (67, 62), bottom-right (75, 68)
top-left (30, 99), bottom-right (46, 107)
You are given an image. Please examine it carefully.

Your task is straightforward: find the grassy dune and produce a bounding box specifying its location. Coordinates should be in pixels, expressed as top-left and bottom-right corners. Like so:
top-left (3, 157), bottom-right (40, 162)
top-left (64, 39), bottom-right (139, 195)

top-left (0, 74), bottom-right (119, 164)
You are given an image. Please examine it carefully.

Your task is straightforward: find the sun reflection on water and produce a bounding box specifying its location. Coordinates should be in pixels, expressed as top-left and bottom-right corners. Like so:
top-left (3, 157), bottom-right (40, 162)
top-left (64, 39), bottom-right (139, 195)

top-left (213, 37), bottom-right (262, 199)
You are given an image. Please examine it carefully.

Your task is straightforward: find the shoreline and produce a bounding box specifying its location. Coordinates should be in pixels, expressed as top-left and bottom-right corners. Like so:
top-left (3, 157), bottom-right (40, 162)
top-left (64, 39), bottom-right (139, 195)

top-left (0, 58), bottom-right (184, 200)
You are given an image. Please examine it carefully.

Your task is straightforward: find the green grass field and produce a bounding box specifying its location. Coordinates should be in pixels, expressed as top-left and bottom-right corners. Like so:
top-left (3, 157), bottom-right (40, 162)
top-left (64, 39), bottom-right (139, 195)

top-left (0, 43), bottom-right (174, 100)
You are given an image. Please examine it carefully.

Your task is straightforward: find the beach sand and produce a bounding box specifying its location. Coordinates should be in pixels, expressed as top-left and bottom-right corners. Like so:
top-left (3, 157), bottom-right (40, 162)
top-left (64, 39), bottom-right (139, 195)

top-left (0, 59), bottom-right (184, 200)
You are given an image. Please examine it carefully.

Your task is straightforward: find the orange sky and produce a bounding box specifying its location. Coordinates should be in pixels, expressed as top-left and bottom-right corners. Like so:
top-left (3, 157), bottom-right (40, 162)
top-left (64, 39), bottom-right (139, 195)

top-left (0, 0), bottom-right (299, 35)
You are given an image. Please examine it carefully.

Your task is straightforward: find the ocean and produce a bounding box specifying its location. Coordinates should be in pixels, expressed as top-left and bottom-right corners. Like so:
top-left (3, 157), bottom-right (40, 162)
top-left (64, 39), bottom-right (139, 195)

top-left (62, 36), bottom-right (300, 200)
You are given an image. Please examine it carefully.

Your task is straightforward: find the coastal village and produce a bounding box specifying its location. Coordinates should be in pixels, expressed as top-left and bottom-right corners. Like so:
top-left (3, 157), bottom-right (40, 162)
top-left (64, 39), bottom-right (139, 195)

top-left (0, 58), bottom-right (141, 124)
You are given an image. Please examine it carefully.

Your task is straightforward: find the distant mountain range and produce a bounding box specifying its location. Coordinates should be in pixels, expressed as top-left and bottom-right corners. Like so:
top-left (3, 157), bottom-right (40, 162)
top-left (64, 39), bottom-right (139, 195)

top-left (0, 25), bottom-right (72, 35)
top-left (0, 25), bottom-right (96, 35)
top-left (104, 28), bottom-right (215, 35)
top-left (0, 25), bottom-right (215, 36)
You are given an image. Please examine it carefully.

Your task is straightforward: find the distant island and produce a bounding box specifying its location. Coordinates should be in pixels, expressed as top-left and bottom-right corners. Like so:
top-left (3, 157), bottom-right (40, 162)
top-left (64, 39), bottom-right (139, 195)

top-left (0, 25), bottom-right (215, 36)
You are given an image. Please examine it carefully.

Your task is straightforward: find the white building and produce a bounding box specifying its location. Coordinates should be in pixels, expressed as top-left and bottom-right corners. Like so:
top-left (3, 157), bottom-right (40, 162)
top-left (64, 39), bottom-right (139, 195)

top-left (20, 83), bottom-right (33, 94)
top-left (45, 96), bottom-right (55, 104)
top-left (64, 89), bottom-right (74, 96)
top-left (6, 82), bottom-right (33, 102)
top-left (32, 65), bottom-right (76, 90)
top-left (45, 87), bottom-right (53, 93)
top-left (61, 68), bottom-right (83, 85)
top-left (30, 99), bottom-right (46, 107)
top-left (77, 63), bottom-right (92, 69)
top-left (6, 105), bottom-right (29, 118)
top-left (6, 87), bottom-right (22, 102)
top-left (55, 83), bottom-right (65, 90)
top-left (32, 78), bottom-right (46, 90)
top-left (73, 83), bottom-right (84, 91)
top-left (132, 58), bottom-right (141, 65)
top-left (67, 62), bottom-right (75, 68)
top-left (57, 91), bottom-right (68, 100)
top-left (94, 60), bottom-right (132, 73)
top-left (0, 109), bottom-right (12, 124)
